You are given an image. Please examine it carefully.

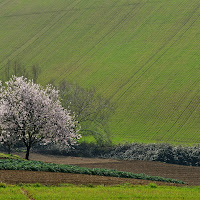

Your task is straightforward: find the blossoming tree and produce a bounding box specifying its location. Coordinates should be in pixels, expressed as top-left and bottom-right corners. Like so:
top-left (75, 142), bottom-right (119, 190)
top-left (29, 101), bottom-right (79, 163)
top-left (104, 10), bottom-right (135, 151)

top-left (0, 76), bottom-right (81, 159)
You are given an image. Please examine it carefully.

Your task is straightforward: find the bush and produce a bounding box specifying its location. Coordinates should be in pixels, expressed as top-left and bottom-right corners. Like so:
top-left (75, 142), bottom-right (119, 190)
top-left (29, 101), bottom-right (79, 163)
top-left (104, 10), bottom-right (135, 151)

top-left (33, 142), bottom-right (200, 166)
top-left (33, 142), bottom-right (115, 157)
top-left (102, 143), bottom-right (200, 166)
top-left (148, 183), bottom-right (158, 188)
top-left (0, 183), bottom-right (6, 188)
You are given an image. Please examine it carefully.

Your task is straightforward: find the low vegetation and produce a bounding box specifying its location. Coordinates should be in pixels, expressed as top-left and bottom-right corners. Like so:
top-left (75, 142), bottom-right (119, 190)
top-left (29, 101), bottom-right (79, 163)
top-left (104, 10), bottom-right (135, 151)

top-left (0, 184), bottom-right (200, 200)
top-left (0, 185), bottom-right (27, 200)
top-left (38, 142), bottom-right (200, 167)
top-left (0, 159), bottom-right (184, 184)
top-left (0, 153), bottom-right (23, 160)
top-left (102, 143), bottom-right (200, 166)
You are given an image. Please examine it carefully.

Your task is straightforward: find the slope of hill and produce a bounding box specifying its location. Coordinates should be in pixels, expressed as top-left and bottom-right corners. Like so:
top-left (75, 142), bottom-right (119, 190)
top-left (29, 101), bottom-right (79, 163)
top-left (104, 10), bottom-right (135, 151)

top-left (0, 0), bottom-right (199, 144)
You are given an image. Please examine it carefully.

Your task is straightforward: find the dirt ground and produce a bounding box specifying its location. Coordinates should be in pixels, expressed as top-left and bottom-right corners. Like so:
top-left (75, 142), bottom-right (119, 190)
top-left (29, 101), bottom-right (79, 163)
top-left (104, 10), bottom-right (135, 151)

top-left (1, 152), bottom-right (200, 186)
top-left (0, 170), bottom-right (182, 186)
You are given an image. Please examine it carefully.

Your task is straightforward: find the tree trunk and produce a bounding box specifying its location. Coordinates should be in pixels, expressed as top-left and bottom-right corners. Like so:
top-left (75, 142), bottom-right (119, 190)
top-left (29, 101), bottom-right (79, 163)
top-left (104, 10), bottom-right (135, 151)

top-left (25, 145), bottom-right (31, 160)
top-left (7, 145), bottom-right (11, 154)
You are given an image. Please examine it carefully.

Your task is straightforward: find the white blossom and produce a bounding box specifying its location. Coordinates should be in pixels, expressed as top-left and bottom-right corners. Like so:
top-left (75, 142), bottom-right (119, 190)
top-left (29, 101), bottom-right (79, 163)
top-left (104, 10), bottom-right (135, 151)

top-left (0, 76), bottom-right (81, 158)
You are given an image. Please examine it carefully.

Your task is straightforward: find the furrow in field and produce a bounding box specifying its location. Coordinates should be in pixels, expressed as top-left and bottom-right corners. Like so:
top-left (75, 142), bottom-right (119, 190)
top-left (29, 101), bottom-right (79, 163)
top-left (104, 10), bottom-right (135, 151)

top-left (23, 0), bottom-right (92, 73)
top-left (0, 5), bottom-right (99, 18)
top-left (56, 2), bottom-right (142, 82)
top-left (90, 3), bottom-right (165, 97)
top-left (0, 14), bottom-right (55, 72)
top-left (0, 0), bottom-right (12, 9)
top-left (103, 2), bottom-right (199, 102)
top-left (145, 73), bottom-right (199, 138)
top-left (72, 5), bottom-right (144, 80)
top-left (75, 2), bottom-right (160, 80)
top-left (166, 91), bottom-right (200, 141)
top-left (109, 3), bottom-right (200, 141)
top-left (109, 2), bottom-right (200, 143)
top-left (156, 60), bottom-right (200, 142)
top-left (0, 10), bottom-right (71, 18)
top-left (20, 188), bottom-right (34, 200)
top-left (111, 3), bottom-right (200, 102)
top-left (145, 77), bottom-right (200, 143)
top-left (0, 1), bottom-right (82, 72)
top-left (170, 101), bottom-right (200, 142)
top-left (154, 86), bottom-right (199, 142)
top-left (0, 0), bottom-right (199, 144)
top-left (68, 2), bottom-right (160, 86)
top-left (132, 80), bottom-right (172, 141)
top-left (0, 3), bottom-right (142, 18)
top-left (38, 0), bottom-right (121, 78)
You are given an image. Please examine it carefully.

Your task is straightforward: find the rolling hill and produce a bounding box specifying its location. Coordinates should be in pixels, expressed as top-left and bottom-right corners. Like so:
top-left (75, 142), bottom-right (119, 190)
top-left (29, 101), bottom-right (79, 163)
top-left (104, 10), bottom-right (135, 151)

top-left (0, 0), bottom-right (199, 144)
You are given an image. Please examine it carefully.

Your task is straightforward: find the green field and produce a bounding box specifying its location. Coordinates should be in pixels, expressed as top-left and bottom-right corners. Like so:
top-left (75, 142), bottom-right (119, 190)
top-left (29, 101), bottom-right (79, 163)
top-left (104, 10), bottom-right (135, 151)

top-left (0, 184), bottom-right (200, 200)
top-left (0, 186), bottom-right (27, 200)
top-left (0, 0), bottom-right (200, 144)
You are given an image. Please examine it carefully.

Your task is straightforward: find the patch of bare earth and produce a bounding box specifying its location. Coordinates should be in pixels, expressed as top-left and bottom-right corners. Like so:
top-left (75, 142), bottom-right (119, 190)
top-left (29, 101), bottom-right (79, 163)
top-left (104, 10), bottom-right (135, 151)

top-left (0, 170), bottom-right (180, 186)
top-left (1, 152), bottom-right (199, 186)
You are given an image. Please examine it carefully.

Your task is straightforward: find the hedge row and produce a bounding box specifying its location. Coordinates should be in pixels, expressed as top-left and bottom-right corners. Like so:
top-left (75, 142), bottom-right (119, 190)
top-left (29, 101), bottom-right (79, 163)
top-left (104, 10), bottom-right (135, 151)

top-left (102, 143), bottom-right (200, 166)
top-left (33, 142), bottom-right (200, 167)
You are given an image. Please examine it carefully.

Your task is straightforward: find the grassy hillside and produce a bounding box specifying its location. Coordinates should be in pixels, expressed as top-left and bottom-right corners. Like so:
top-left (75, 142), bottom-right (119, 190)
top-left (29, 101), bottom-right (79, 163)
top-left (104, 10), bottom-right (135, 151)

top-left (0, 0), bottom-right (199, 144)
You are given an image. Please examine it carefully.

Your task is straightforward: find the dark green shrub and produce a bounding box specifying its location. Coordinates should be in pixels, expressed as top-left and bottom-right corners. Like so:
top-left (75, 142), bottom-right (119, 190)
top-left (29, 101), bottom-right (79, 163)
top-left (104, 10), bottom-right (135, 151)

top-left (148, 183), bottom-right (158, 188)
top-left (0, 183), bottom-right (6, 188)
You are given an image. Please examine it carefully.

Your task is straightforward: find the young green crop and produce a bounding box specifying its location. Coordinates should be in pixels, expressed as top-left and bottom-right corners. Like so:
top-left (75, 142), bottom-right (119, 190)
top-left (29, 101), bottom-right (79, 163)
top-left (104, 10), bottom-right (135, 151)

top-left (0, 187), bottom-right (27, 200)
top-left (0, 153), bottom-right (24, 160)
top-left (22, 184), bottom-right (200, 200)
top-left (1, 184), bottom-right (199, 200)
top-left (0, 0), bottom-right (199, 144)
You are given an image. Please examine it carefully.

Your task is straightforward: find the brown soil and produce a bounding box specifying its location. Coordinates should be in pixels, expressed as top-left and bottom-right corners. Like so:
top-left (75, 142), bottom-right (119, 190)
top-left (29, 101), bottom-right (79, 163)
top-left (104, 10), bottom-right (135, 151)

top-left (78, 161), bottom-right (200, 186)
top-left (16, 152), bottom-right (117, 165)
top-left (1, 152), bottom-right (200, 186)
top-left (0, 170), bottom-right (180, 186)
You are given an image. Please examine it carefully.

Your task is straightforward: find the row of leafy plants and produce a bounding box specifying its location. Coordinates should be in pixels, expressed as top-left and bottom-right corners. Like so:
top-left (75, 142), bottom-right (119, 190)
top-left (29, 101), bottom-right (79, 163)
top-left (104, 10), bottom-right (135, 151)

top-left (0, 159), bottom-right (184, 184)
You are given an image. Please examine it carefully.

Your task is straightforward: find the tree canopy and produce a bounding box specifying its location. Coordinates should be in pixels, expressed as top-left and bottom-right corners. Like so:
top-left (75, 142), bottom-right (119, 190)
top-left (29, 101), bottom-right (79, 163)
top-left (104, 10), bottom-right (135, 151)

top-left (0, 76), bottom-right (80, 159)
top-left (58, 80), bottom-right (115, 145)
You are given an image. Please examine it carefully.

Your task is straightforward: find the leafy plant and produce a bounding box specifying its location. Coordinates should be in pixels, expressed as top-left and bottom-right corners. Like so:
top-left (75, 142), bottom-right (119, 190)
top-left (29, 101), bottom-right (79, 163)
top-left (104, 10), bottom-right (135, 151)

top-left (0, 159), bottom-right (185, 184)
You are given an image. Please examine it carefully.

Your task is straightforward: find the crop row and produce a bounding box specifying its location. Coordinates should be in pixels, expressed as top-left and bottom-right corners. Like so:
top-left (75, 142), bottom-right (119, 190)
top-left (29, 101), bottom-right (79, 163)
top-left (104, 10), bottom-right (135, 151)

top-left (0, 159), bottom-right (184, 184)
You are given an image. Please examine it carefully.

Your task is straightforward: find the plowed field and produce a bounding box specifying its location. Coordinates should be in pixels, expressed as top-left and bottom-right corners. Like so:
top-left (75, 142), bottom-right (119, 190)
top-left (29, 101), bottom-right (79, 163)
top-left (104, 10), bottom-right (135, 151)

top-left (0, 153), bottom-right (199, 186)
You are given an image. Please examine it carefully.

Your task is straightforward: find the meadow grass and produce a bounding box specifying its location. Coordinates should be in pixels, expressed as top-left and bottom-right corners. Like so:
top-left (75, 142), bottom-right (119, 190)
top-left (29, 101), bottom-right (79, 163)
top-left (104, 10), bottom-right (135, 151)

top-left (21, 184), bottom-right (200, 200)
top-left (0, 184), bottom-right (200, 200)
top-left (0, 186), bottom-right (27, 200)
top-left (0, 0), bottom-right (200, 144)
